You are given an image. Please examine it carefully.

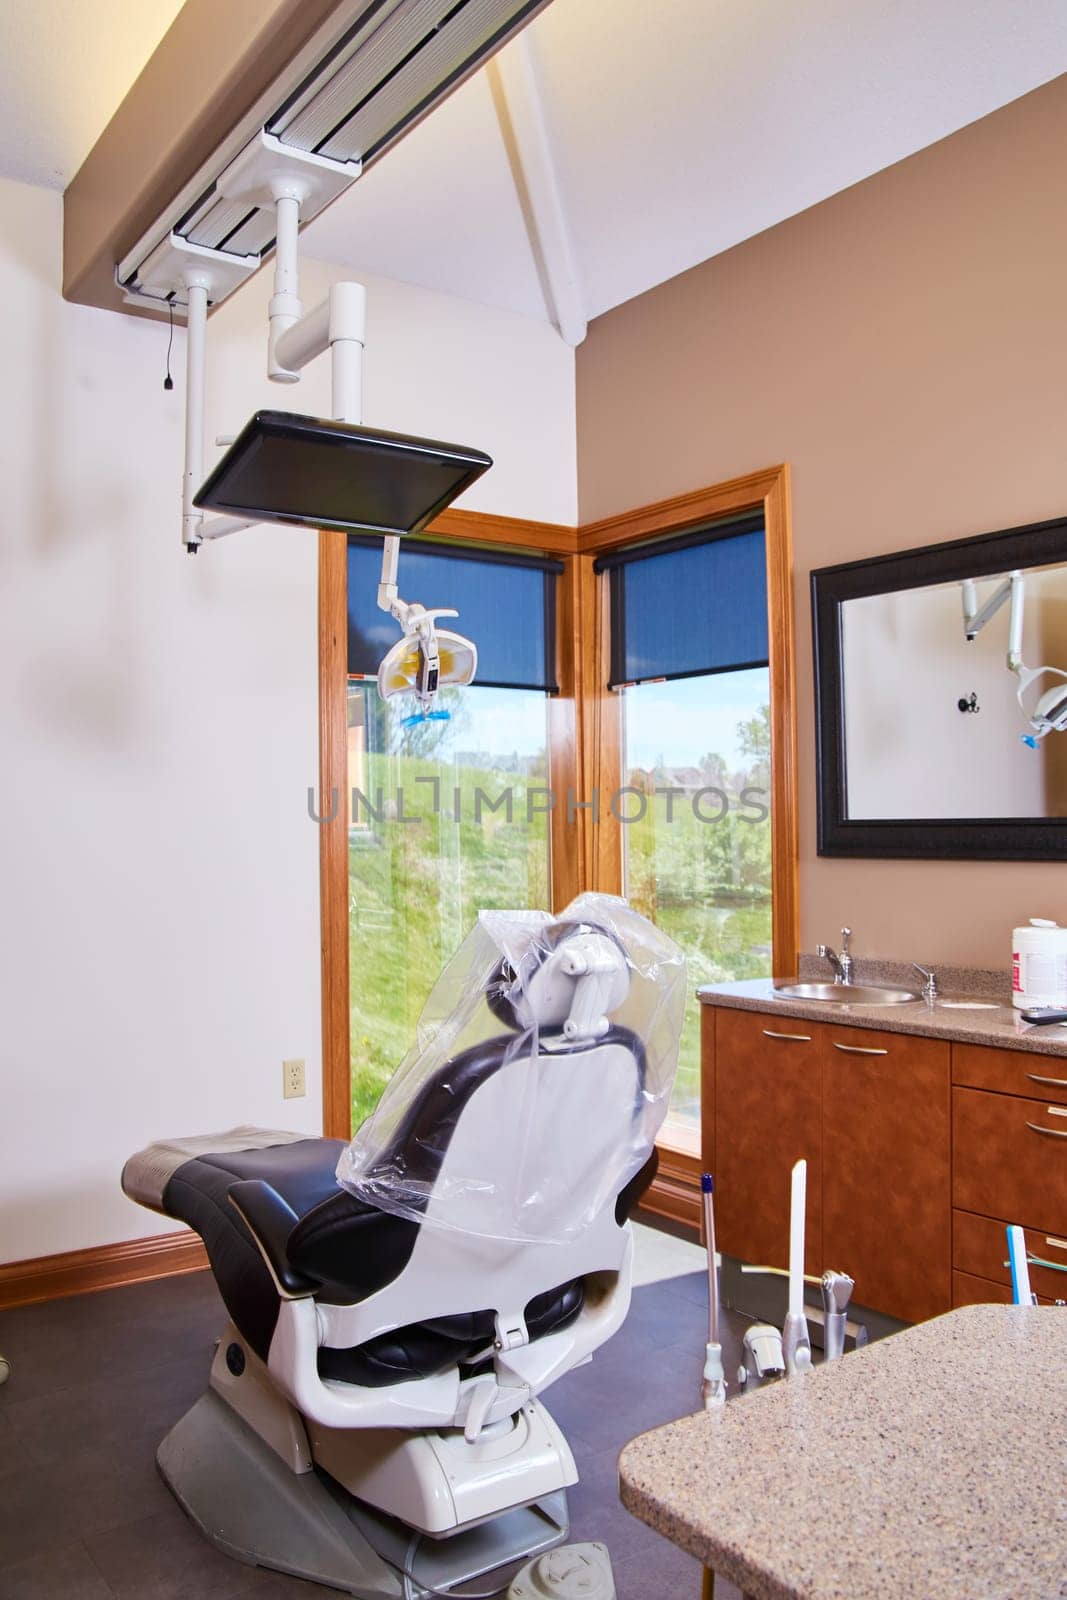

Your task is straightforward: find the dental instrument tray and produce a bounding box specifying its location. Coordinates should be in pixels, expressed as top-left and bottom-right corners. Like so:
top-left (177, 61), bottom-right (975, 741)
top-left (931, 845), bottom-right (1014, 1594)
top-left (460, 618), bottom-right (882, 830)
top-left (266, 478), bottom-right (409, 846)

top-left (194, 410), bottom-right (492, 536)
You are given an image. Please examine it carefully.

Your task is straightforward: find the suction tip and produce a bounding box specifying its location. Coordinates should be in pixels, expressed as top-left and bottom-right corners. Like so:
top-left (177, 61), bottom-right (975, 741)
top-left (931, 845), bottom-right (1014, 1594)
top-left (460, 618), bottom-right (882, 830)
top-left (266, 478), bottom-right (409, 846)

top-left (701, 1172), bottom-right (714, 1194)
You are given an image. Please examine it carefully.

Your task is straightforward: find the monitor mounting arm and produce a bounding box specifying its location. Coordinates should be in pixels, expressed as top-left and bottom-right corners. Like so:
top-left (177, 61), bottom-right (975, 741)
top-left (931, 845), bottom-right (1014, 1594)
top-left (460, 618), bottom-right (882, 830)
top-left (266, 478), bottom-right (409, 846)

top-left (148, 135), bottom-right (475, 717)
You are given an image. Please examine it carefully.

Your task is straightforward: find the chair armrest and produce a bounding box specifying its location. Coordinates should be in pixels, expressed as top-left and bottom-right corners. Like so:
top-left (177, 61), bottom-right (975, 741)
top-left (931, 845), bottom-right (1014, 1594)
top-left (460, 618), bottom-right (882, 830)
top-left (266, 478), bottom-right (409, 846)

top-left (228, 1180), bottom-right (321, 1298)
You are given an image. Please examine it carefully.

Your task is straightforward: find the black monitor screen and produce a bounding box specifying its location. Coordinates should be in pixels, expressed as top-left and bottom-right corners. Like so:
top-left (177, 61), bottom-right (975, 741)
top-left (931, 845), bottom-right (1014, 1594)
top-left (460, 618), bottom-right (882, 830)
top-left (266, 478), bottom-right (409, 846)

top-left (194, 411), bottom-right (492, 535)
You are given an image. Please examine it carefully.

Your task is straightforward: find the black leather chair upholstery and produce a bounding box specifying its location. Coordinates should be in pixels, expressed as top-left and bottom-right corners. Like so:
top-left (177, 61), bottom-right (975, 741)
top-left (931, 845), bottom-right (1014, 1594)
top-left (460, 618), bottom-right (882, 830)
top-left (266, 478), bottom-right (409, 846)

top-left (160, 1025), bottom-right (656, 1382)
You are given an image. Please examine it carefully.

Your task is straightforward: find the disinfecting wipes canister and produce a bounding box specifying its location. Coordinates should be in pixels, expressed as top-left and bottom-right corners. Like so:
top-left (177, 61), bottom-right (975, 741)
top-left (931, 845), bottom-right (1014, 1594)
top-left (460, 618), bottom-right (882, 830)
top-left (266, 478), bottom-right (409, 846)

top-left (1012, 919), bottom-right (1067, 1009)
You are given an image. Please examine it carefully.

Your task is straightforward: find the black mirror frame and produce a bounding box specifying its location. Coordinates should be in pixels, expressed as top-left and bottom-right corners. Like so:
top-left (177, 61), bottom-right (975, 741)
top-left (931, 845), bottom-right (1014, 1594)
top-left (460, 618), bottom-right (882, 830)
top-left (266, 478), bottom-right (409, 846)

top-left (812, 513), bottom-right (1067, 860)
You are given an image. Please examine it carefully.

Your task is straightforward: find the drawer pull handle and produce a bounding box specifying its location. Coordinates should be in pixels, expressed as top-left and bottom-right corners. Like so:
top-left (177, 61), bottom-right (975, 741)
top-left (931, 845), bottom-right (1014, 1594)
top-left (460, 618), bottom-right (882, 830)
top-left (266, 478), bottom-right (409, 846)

top-left (1025, 1120), bottom-right (1067, 1140)
top-left (762, 1029), bottom-right (812, 1042)
top-left (1046, 1236), bottom-right (1067, 1252)
top-left (1027, 1072), bottom-right (1067, 1089)
top-left (1002, 1253), bottom-right (1067, 1276)
top-left (833, 1043), bottom-right (889, 1056)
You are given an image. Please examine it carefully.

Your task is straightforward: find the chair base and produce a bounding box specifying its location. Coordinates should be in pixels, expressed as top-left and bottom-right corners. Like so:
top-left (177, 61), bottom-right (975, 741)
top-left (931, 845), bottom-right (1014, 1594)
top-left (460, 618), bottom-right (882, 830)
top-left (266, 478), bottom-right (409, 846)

top-left (158, 1389), bottom-right (570, 1598)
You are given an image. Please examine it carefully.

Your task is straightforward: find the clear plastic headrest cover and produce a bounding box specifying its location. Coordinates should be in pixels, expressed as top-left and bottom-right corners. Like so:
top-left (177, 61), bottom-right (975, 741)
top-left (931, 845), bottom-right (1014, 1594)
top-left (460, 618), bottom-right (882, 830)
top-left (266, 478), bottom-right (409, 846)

top-left (336, 893), bottom-right (686, 1242)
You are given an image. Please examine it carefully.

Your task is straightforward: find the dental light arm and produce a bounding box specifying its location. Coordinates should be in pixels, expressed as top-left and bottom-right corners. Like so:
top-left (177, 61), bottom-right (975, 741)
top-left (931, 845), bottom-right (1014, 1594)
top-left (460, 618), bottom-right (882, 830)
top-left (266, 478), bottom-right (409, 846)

top-left (961, 570), bottom-right (1067, 745)
top-left (375, 536), bottom-right (478, 717)
top-left (961, 572), bottom-right (1017, 646)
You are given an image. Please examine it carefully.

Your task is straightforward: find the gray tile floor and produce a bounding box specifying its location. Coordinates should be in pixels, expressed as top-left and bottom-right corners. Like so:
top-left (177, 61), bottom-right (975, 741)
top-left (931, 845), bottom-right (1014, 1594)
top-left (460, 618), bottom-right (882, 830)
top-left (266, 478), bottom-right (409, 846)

top-left (0, 1232), bottom-right (745, 1600)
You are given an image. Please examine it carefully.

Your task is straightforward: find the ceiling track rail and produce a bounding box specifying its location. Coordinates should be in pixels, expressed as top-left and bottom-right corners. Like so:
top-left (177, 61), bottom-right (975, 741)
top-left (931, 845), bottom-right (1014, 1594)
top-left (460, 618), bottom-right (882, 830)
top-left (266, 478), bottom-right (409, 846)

top-left (117, 0), bottom-right (553, 317)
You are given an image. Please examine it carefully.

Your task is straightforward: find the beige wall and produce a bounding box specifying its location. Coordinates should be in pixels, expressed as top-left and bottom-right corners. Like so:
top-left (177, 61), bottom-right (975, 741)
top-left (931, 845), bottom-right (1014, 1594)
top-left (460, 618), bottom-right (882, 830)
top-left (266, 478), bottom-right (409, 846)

top-left (576, 74), bottom-right (1067, 970)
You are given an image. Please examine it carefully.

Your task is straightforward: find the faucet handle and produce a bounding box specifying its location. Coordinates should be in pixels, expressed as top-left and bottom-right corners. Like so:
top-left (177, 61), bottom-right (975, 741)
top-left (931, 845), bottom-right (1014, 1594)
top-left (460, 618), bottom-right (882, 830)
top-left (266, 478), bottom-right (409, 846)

top-left (841, 926), bottom-right (852, 953)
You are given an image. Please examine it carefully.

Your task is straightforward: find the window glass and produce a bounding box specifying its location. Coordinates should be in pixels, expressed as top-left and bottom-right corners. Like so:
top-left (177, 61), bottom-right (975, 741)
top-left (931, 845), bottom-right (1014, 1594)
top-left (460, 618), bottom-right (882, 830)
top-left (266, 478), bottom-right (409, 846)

top-left (347, 682), bottom-right (551, 1127)
top-left (607, 521), bottom-right (772, 1145)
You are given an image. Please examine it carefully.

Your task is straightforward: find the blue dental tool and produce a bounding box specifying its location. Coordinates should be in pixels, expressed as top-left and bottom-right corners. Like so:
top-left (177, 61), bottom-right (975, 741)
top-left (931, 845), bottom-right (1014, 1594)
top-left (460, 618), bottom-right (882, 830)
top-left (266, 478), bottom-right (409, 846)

top-left (1007, 1223), bottom-right (1036, 1305)
top-left (400, 709), bottom-right (451, 728)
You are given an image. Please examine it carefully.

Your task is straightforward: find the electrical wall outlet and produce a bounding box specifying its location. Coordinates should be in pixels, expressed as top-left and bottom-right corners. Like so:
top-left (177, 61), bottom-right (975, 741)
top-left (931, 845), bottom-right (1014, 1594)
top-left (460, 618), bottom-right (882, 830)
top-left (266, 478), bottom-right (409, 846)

top-left (283, 1058), bottom-right (306, 1099)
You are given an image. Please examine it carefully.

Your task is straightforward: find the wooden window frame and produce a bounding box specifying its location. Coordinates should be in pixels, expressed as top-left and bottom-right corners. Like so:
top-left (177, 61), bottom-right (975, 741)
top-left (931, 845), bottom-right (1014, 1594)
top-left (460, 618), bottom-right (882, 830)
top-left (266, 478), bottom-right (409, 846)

top-left (576, 466), bottom-right (799, 1226)
top-left (317, 513), bottom-right (582, 1143)
top-left (318, 467), bottom-right (798, 1206)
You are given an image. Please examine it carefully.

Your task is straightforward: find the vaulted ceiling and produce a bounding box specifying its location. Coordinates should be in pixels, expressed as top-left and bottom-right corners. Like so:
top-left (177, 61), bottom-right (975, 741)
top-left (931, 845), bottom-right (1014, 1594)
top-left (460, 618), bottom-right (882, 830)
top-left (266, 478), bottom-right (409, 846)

top-left (302, 0), bottom-right (1067, 328)
top-left (2, 0), bottom-right (1066, 331)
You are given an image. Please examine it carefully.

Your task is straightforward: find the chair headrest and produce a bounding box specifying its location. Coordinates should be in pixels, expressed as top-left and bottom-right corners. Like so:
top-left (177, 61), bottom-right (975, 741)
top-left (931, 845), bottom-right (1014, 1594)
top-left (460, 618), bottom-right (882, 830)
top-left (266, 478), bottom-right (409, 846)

top-left (484, 919), bottom-right (629, 1039)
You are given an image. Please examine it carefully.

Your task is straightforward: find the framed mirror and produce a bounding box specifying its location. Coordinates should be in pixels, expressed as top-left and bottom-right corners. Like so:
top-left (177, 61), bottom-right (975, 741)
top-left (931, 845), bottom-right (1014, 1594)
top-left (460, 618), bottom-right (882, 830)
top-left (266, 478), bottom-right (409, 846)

top-left (812, 515), bottom-right (1067, 858)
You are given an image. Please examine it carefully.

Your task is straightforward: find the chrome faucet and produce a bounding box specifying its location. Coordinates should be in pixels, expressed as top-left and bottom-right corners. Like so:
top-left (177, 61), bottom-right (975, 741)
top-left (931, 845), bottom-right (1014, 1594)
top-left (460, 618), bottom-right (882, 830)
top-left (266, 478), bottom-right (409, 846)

top-left (817, 927), bottom-right (854, 985)
top-left (912, 963), bottom-right (938, 1002)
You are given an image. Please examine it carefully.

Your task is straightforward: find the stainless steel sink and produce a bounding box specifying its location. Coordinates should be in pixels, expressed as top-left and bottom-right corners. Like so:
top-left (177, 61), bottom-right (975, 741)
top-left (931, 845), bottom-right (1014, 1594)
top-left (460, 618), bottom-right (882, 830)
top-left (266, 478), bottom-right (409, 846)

top-left (774, 982), bottom-right (920, 1005)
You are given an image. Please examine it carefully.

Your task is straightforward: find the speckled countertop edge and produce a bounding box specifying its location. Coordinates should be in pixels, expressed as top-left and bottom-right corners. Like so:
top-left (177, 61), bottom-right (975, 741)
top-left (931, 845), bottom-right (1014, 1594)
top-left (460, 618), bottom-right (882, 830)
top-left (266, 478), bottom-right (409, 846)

top-left (697, 958), bottom-right (1067, 1057)
top-left (618, 1305), bottom-right (1067, 1600)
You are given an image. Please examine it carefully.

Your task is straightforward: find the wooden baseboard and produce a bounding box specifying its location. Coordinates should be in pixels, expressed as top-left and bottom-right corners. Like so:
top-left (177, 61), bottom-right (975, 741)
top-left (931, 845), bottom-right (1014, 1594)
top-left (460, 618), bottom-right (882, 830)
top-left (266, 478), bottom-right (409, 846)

top-left (0, 1230), bottom-right (208, 1309)
top-left (638, 1146), bottom-right (702, 1235)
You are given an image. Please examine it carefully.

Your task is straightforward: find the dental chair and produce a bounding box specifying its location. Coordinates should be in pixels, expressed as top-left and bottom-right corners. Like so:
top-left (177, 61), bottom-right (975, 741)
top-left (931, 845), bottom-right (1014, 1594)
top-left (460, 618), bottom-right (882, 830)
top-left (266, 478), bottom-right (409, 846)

top-left (121, 895), bottom-right (684, 1598)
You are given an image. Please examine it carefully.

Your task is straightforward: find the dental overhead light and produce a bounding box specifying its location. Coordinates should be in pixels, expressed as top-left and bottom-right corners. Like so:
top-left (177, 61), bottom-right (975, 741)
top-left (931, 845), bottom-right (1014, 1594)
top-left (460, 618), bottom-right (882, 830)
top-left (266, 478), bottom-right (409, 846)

top-left (116, 0), bottom-right (552, 719)
top-left (962, 571), bottom-right (1067, 746)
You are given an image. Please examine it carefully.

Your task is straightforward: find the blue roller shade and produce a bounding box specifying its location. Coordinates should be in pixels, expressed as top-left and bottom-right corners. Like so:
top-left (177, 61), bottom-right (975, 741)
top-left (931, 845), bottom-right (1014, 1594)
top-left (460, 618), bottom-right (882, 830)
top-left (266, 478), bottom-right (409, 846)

top-left (597, 518), bottom-right (767, 687)
top-left (348, 537), bottom-right (562, 692)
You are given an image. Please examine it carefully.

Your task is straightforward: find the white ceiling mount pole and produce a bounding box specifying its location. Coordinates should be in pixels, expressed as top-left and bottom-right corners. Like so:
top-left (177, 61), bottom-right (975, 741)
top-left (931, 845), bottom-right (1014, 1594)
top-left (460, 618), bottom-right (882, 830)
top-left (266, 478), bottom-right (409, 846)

top-left (268, 190), bottom-right (306, 383)
top-left (181, 276), bottom-right (209, 552)
top-left (179, 270), bottom-right (255, 551)
top-left (489, 35), bottom-right (587, 348)
top-left (329, 281), bottom-right (366, 426)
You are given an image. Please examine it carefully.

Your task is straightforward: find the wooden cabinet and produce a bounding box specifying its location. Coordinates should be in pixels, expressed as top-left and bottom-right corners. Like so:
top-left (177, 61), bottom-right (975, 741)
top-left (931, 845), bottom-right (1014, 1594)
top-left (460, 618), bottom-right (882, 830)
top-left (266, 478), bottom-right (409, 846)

top-left (714, 1009), bottom-right (822, 1275)
top-left (953, 1209), bottom-right (1067, 1302)
top-left (706, 1002), bottom-right (1067, 1321)
top-left (822, 1026), bottom-right (950, 1323)
top-left (953, 1087), bottom-right (1067, 1238)
top-left (950, 1045), bottom-right (1067, 1306)
top-left (952, 1042), bottom-right (1067, 1107)
top-left (711, 1008), bottom-right (950, 1319)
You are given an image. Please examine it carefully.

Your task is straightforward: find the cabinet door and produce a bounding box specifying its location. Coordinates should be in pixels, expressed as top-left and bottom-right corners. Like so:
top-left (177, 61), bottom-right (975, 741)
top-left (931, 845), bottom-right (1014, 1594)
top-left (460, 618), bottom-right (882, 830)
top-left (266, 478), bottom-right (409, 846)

top-left (713, 1009), bottom-right (822, 1273)
top-left (823, 1029), bottom-right (951, 1323)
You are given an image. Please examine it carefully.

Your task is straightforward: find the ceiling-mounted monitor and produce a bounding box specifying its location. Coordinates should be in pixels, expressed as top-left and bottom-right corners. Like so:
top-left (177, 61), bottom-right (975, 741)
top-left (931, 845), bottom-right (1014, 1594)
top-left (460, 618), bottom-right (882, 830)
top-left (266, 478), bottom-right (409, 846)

top-left (194, 410), bottom-right (492, 535)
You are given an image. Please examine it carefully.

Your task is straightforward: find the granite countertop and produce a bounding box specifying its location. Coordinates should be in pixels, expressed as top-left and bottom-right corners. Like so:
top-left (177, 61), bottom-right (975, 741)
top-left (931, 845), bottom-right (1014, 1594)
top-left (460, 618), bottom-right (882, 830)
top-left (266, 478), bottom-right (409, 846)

top-left (697, 960), bottom-right (1067, 1057)
top-left (619, 1304), bottom-right (1067, 1600)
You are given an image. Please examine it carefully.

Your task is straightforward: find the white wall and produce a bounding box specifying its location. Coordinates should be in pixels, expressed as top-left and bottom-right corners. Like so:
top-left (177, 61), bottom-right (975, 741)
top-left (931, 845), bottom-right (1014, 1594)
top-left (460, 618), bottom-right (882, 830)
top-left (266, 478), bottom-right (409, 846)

top-left (0, 175), bottom-right (576, 1262)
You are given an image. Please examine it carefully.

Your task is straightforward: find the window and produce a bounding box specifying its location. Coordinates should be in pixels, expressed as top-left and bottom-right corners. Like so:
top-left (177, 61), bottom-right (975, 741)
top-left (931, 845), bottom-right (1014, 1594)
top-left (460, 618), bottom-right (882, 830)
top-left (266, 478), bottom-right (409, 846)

top-left (598, 519), bottom-right (772, 1145)
top-left (346, 538), bottom-right (560, 1127)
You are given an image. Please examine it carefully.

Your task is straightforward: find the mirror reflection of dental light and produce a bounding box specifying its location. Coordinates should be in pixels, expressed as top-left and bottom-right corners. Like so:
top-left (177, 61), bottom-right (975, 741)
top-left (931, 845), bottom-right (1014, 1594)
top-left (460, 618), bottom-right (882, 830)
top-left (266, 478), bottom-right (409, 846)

top-left (961, 570), bottom-right (1067, 747)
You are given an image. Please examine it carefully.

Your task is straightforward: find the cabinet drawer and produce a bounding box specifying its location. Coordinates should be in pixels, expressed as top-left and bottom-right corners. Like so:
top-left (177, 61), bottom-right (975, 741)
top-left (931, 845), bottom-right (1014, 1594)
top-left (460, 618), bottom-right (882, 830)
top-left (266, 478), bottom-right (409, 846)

top-left (953, 1269), bottom-right (1057, 1309)
top-left (952, 1042), bottom-right (1067, 1106)
top-left (953, 1087), bottom-right (1067, 1235)
top-left (953, 1269), bottom-right (1014, 1309)
top-left (954, 1209), bottom-right (1067, 1302)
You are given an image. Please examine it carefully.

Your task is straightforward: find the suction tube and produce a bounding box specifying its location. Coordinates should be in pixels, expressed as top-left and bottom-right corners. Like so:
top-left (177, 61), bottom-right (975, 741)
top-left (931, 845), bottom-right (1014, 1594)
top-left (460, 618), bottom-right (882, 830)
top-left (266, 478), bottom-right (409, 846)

top-left (700, 1174), bottom-right (726, 1410)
